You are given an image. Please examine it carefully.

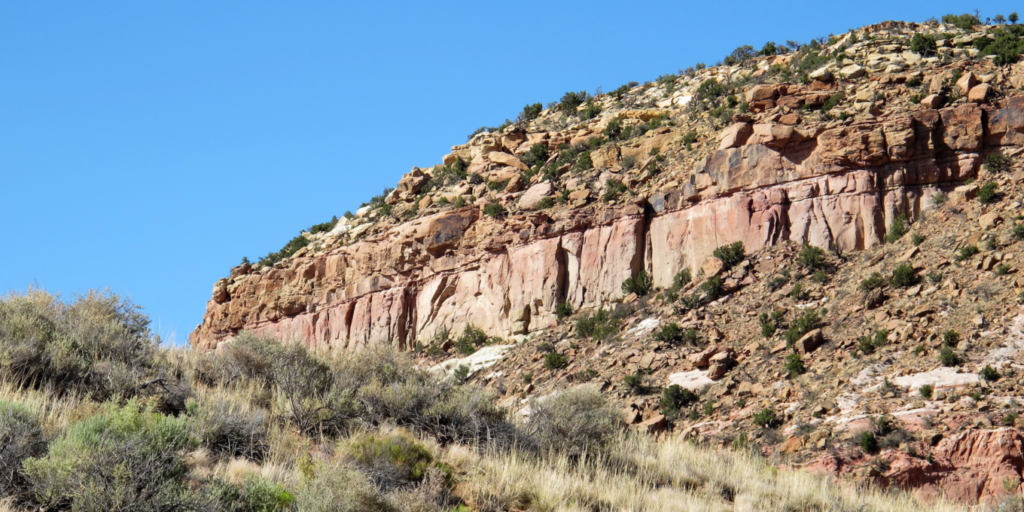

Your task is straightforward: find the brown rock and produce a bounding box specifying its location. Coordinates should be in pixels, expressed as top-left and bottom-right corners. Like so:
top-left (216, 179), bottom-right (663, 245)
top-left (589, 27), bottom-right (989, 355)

top-left (921, 94), bottom-right (944, 109)
top-left (701, 257), bottom-right (725, 278)
top-left (979, 212), bottom-right (1002, 230)
top-left (745, 84), bottom-right (778, 103)
top-left (518, 182), bottom-right (554, 210)
top-left (591, 143), bottom-right (621, 169)
top-left (488, 151), bottom-right (528, 171)
top-left (968, 83), bottom-right (991, 103)
top-left (778, 113), bottom-right (802, 126)
top-left (719, 122), bottom-right (753, 149)
top-left (955, 71), bottom-right (978, 95)
top-left (794, 329), bottom-right (823, 354)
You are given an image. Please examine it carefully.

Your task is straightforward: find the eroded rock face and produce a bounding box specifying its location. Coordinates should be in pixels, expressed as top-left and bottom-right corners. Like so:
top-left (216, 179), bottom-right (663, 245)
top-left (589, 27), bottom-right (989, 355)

top-left (190, 100), bottom-right (1019, 351)
top-left (886, 428), bottom-right (1024, 504)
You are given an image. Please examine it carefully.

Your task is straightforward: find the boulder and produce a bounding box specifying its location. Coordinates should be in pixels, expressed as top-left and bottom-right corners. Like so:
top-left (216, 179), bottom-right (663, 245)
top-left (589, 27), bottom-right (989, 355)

top-left (488, 151), bottom-right (528, 171)
top-left (794, 329), bottom-right (823, 354)
top-left (968, 83), bottom-right (991, 103)
top-left (719, 122), bottom-right (753, 149)
top-left (701, 256), bottom-right (725, 278)
top-left (839, 64), bottom-right (865, 79)
top-left (956, 71), bottom-right (978, 95)
top-left (921, 94), bottom-right (944, 109)
top-left (591, 143), bottom-right (621, 169)
top-left (979, 212), bottom-right (1002, 230)
top-left (809, 66), bottom-right (833, 81)
top-left (745, 84), bottom-right (778, 103)
top-left (518, 182), bottom-right (554, 210)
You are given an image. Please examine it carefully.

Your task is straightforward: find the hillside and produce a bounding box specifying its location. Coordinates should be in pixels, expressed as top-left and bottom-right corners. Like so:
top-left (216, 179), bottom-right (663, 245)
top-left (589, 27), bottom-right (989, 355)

top-left (185, 14), bottom-right (1024, 506)
top-left (7, 12), bottom-right (1024, 511)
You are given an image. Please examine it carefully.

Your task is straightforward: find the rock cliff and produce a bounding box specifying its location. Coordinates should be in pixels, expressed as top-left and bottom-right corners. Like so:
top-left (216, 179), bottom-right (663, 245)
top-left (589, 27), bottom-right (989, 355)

top-left (191, 40), bottom-right (1024, 352)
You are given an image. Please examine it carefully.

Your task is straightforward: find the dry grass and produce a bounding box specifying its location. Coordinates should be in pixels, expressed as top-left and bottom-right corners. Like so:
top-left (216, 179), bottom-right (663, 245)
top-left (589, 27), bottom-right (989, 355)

top-left (0, 380), bottom-right (94, 437)
top-left (443, 433), bottom-right (964, 512)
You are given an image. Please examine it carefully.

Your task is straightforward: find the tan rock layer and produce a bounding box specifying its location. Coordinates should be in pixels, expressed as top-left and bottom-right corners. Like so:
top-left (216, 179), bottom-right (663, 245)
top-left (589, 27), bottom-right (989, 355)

top-left (190, 98), bottom-right (1024, 351)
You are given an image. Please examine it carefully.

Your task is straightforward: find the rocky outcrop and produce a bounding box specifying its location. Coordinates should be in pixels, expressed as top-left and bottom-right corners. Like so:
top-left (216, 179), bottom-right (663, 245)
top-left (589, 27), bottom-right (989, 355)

top-left (886, 428), bottom-right (1024, 504)
top-left (191, 98), bottom-right (1024, 351)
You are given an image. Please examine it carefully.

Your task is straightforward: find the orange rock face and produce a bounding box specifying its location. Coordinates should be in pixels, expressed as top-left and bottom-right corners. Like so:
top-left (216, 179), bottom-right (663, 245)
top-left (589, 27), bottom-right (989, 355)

top-left (190, 99), bottom-right (1024, 352)
top-left (886, 428), bottom-right (1024, 504)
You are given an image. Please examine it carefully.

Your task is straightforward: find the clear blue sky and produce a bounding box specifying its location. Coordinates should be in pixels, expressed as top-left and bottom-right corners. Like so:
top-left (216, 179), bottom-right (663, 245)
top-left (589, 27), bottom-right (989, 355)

top-left (0, 1), bottom-right (1015, 345)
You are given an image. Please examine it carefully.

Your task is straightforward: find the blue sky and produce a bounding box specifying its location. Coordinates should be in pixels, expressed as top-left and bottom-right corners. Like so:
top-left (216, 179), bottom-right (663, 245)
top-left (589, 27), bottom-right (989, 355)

top-left (0, 1), bottom-right (1017, 345)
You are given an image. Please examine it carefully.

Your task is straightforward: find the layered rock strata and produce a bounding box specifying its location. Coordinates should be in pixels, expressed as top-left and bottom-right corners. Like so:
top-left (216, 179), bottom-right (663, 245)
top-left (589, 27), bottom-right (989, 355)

top-left (191, 98), bottom-right (1024, 351)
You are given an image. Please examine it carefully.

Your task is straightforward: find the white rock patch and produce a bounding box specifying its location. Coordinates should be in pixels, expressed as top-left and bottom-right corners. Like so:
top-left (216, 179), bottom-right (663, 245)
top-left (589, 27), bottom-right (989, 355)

top-left (431, 345), bottom-right (514, 378)
top-left (890, 367), bottom-right (979, 391)
top-left (667, 370), bottom-right (715, 391)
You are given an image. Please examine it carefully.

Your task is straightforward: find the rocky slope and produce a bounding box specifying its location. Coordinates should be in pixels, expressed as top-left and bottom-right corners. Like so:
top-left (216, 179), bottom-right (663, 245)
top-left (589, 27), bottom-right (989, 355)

top-left (193, 18), bottom-right (1024, 505)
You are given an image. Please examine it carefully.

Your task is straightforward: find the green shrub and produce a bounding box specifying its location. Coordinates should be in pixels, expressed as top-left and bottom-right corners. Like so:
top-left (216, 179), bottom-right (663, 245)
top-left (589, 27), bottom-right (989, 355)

top-left (942, 13), bottom-right (981, 30)
top-left (559, 91), bottom-right (589, 114)
top-left (997, 263), bottom-right (1011, 275)
top-left (189, 395), bottom-right (269, 461)
top-left (912, 233), bottom-right (925, 246)
top-left (296, 460), bottom-right (390, 512)
top-left (785, 353), bottom-right (805, 378)
top-left (890, 263), bottom-right (920, 288)
top-left (981, 365), bottom-right (1001, 382)
top-left (524, 387), bottom-right (622, 455)
top-left (520, 102), bottom-right (543, 122)
top-left (451, 364), bottom-right (470, 384)
top-left (623, 371), bottom-right (645, 394)
top-left (682, 131), bottom-right (698, 150)
top-left (603, 179), bottom-right (628, 202)
top-left (789, 282), bottom-right (806, 300)
top-left (23, 400), bottom-right (199, 511)
top-left (483, 203), bottom-right (507, 218)
top-left (242, 475), bottom-right (296, 512)
top-left (0, 290), bottom-right (169, 405)
top-left (784, 309), bottom-right (822, 346)
top-left (858, 335), bottom-right (876, 355)
top-left (821, 91), bottom-right (845, 112)
top-left (700, 275), bottom-right (725, 301)
top-left (977, 182), bottom-right (998, 204)
top-left (885, 213), bottom-right (908, 243)
top-left (521, 143), bottom-right (549, 168)
top-left (350, 433), bottom-right (448, 489)
top-left (713, 241), bottom-right (745, 269)
top-left (694, 79), bottom-right (725, 101)
top-left (759, 311), bottom-right (783, 338)
top-left (0, 401), bottom-right (45, 497)
top-left (575, 309), bottom-right (619, 340)
top-left (932, 192), bottom-right (947, 207)
top-left (812, 269), bottom-right (829, 283)
top-left (910, 33), bottom-right (937, 55)
top-left (797, 244), bottom-right (826, 270)
top-left (753, 408), bottom-right (776, 428)
top-left (672, 269), bottom-right (692, 290)
top-left (543, 352), bottom-right (569, 371)
top-left (986, 153), bottom-right (1012, 173)
top-left (943, 330), bottom-right (960, 346)
top-left (579, 100), bottom-right (602, 121)
top-left (682, 328), bottom-right (700, 346)
top-left (767, 274), bottom-right (790, 291)
top-left (956, 245), bottom-right (979, 262)
top-left (939, 346), bottom-right (961, 367)
top-left (621, 270), bottom-right (653, 297)
top-left (653, 323), bottom-right (684, 344)
top-left (555, 302), bottom-right (573, 322)
top-left (455, 325), bottom-right (488, 355)
top-left (659, 384), bottom-right (697, 419)
top-left (919, 384), bottom-right (933, 399)
top-left (859, 431), bottom-right (879, 454)
top-left (487, 179), bottom-right (509, 191)
top-left (1014, 224), bottom-right (1024, 241)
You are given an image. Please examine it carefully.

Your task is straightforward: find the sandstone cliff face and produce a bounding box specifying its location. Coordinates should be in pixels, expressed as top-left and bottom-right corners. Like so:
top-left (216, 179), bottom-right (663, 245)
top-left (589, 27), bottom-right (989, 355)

top-left (191, 98), bottom-right (1024, 351)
